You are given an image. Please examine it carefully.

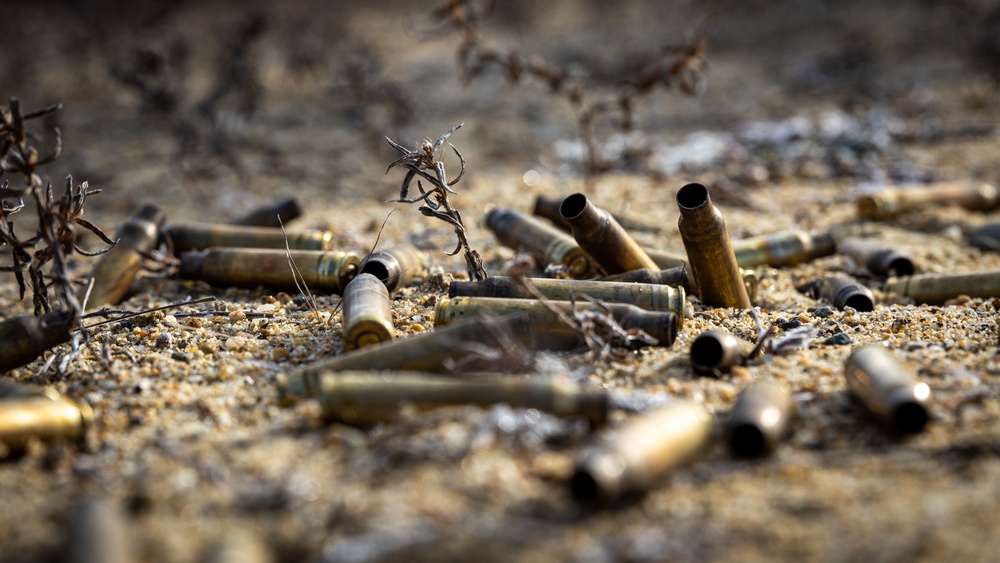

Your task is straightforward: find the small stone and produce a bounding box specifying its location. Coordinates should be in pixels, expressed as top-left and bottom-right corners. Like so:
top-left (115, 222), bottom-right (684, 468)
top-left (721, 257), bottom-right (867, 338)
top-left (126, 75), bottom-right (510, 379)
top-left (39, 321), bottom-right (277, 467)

top-left (229, 310), bottom-right (247, 322)
top-left (779, 319), bottom-right (802, 330)
top-left (171, 351), bottom-right (190, 362)
top-left (184, 317), bottom-right (202, 329)
top-left (154, 333), bottom-right (172, 348)
top-left (226, 336), bottom-right (247, 351)
top-left (823, 332), bottom-right (852, 346)
top-left (199, 340), bottom-right (219, 354)
top-left (813, 307), bottom-right (834, 318)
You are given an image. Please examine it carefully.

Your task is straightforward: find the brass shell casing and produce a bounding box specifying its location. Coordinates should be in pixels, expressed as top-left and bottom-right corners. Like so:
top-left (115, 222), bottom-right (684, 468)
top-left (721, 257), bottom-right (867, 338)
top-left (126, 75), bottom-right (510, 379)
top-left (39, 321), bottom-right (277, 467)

top-left (601, 267), bottom-right (690, 290)
top-left (309, 371), bottom-right (609, 427)
top-left (280, 314), bottom-right (537, 403)
top-left (725, 380), bottom-right (796, 457)
top-left (0, 382), bottom-right (92, 453)
top-left (179, 249), bottom-right (360, 294)
top-left (732, 229), bottom-right (837, 268)
top-left (360, 243), bottom-right (427, 292)
top-left (165, 222), bottom-right (335, 253)
top-left (0, 311), bottom-right (74, 373)
top-left (229, 196), bottom-right (302, 228)
top-left (435, 296), bottom-right (677, 350)
top-left (857, 181), bottom-right (1000, 219)
top-left (844, 345), bottom-right (931, 434)
top-left (485, 208), bottom-right (595, 278)
top-left (341, 273), bottom-right (395, 352)
top-left (821, 276), bottom-right (875, 311)
top-left (533, 194), bottom-right (661, 235)
top-left (676, 183), bottom-right (752, 309)
top-left (883, 270), bottom-right (1000, 304)
top-left (689, 329), bottom-right (758, 376)
top-left (448, 276), bottom-right (685, 319)
top-left (644, 248), bottom-right (690, 271)
top-left (570, 400), bottom-right (712, 502)
top-left (559, 193), bottom-right (659, 274)
top-left (837, 238), bottom-right (915, 277)
top-left (82, 204), bottom-right (166, 309)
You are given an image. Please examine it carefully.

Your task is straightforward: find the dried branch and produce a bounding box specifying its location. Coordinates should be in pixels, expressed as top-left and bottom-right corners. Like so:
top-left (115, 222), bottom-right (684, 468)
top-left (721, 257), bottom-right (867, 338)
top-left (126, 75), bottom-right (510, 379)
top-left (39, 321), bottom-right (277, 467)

top-left (384, 124), bottom-right (487, 281)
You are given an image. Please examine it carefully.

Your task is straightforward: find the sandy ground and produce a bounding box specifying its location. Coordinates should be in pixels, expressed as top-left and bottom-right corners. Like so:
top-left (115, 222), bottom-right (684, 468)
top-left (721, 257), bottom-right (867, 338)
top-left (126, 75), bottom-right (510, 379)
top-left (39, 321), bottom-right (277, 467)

top-left (2, 0), bottom-right (1000, 561)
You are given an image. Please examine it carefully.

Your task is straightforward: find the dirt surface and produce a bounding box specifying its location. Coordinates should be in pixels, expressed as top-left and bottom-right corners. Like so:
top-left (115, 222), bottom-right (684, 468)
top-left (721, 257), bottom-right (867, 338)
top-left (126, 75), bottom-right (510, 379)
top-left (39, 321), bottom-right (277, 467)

top-left (2, 1), bottom-right (1000, 561)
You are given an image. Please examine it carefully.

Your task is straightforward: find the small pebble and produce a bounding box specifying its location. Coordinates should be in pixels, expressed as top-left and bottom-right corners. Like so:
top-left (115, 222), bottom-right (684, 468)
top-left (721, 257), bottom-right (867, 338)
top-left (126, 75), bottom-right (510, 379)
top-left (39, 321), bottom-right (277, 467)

top-left (813, 307), bottom-right (835, 318)
top-left (171, 351), bottom-right (190, 362)
top-left (823, 332), bottom-right (852, 346)
top-left (155, 333), bottom-right (172, 348)
top-left (184, 317), bottom-right (202, 329)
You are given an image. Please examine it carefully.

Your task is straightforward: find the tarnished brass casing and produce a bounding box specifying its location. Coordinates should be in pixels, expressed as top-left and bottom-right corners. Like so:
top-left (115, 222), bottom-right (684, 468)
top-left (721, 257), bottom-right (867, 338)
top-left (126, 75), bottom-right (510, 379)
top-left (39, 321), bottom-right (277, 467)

top-left (643, 248), bottom-right (690, 270)
top-left (732, 230), bottom-right (837, 268)
top-left (857, 181), bottom-right (1000, 219)
top-left (341, 273), bottom-right (395, 352)
top-left (570, 401), bottom-right (711, 502)
top-left (844, 345), bottom-right (931, 434)
top-left (822, 276), bottom-right (875, 311)
top-left (676, 183), bottom-right (752, 309)
top-left (884, 270), bottom-right (1000, 304)
top-left (485, 208), bottom-right (595, 278)
top-left (448, 277), bottom-right (685, 318)
top-left (179, 249), bottom-right (360, 294)
top-left (435, 296), bottom-right (678, 349)
top-left (725, 380), bottom-right (796, 457)
top-left (534, 194), bottom-right (661, 234)
top-left (229, 196), bottom-right (302, 228)
top-left (165, 223), bottom-right (334, 253)
top-left (837, 238), bottom-right (915, 277)
top-left (689, 330), bottom-right (758, 376)
top-left (82, 204), bottom-right (166, 309)
top-left (601, 267), bottom-right (690, 289)
top-left (308, 371), bottom-right (609, 427)
top-left (360, 243), bottom-right (426, 292)
top-left (0, 382), bottom-right (93, 453)
top-left (280, 314), bottom-right (536, 403)
top-left (65, 496), bottom-right (132, 563)
top-left (532, 194), bottom-right (573, 231)
top-left (0, 311), bottom-right (74, 373)
top-left (558, 193), bottom-right (659, 274)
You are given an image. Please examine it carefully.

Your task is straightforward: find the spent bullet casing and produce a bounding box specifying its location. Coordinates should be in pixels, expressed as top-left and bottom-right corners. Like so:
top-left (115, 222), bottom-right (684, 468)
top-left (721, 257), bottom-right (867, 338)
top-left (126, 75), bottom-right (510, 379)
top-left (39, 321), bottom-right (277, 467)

top-left (534, 194), bottom-right (661, 234)
top-left (307, 371), bottom-right (609, 427)
top-left (341, 273), bottom-right (395, 352)
top-left (644, 248), bottom-right (691, 270)
top-left (229, 196), bottom-right (302, 228)
top-left (0, 310), bottom-right (74, 373)
top-left (732, 229), bottom-right (837, 268)
top-left (179, 248), bottom-right (360, 294)
top-left (558, 193), bottom-right (659, 274)
top-left (676, 183), bottom-right (752, 309)
top-left (359, 243), bottom-right (426, 292)
top-left (857, 180), bottom-right (1000, 219)
top-left (280, 314), bottom-right (536, 403)
top-left (448, 276), bottom-right (685, 318)
top-left (689, 329), bottom-right (759, 376)
top-left (837, 238), bottom-right (915, 277)
top-left (435, 296), bottom-right (678, 350)
top-left (821, 276), bottom-right (876, 311)
top-left (570, 400), bottom-right (712, 502)
top-left (82, 204), bottom-right (166, 309)
top-left (485, 207), bottom-right (595, 278)
top-left (884, 270), bottom-right (1000, 304)
top-left (601, 267), bottom-right (690, 290)
top-left (844, 345), bottom-right (931, 434)
top-left (0, 382), bottom-right (92, 453)
top-left (165, 222), bottom-right (335, 253)
top-left (726, 380), bottom-right (796, 457)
